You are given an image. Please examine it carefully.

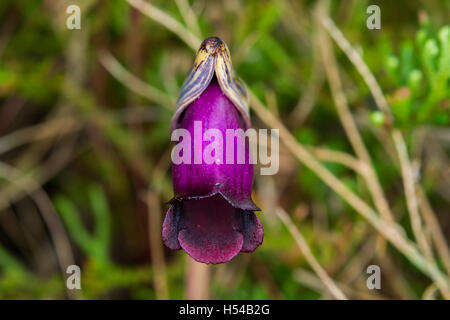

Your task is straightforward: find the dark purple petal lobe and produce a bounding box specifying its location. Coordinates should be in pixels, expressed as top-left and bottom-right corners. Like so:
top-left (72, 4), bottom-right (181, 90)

top-left (240, 211), bottom-right (264, 252)
top-left (162, 206), bottom-right (181, 250)
top-left (177, 194), bottom-right (244, 264)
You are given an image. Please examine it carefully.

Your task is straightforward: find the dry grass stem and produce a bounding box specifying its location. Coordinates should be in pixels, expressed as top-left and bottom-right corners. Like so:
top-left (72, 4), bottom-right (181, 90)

top-left (0, 162), bottom-right (76, 298)
top-left (416, 185), bottom-right (450, 276)
top-left (392, 130), bottom-right (433, 260)
top-left (276, 207), bottom-right (348, 300)
top-left (99, 50), bottom-right (175, 108)
top-left (146, 192), bottom-right (169, 299)
top-left (319, 11), bottom-right (449, 297)
top-left (316, 10), bottom-right (395, 223)
top-left (127, 0), bottom-right (201, 50)
top-left (175, 0), bottom-right (202, 38)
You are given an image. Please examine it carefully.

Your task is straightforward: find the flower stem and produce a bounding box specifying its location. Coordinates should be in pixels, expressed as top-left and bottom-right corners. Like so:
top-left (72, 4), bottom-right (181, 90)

top-left (186, 258), bottom-right (210, 299)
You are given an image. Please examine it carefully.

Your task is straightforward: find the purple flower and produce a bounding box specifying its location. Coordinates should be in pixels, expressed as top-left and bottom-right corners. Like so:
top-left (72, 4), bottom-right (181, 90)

top-left (162, 37), bottom-right (263, 264)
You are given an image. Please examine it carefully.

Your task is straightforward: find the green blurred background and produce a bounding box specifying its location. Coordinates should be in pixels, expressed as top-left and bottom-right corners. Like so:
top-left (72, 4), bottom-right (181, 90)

top-left (0, 0), bottom-right (448, 299)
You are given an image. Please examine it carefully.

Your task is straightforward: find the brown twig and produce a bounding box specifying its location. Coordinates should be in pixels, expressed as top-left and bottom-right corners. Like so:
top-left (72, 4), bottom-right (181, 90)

top-left (319, 15), bottom-right (392, 120)
top-left (146, 192), bottom-right (169, 299)
top-left (98, 50), bottom-right (175, 108)
top-left (175, 0), bottom-right (202, 38)
top-left (392, 130), bottom-right (433, 260)
top-left (0, 134), bottom-right (78, 213)
top-left (316, 5), bottom-right (394, 223)
top-left (289, 33), bottom-right (324, 126)
top-left (310, 147), bottom-right (366, 175)
top-left (276, 207), bottom-right (348, 300)
top-left (127, 0), bottom-right (201, 50)
top-left (293, 268), bottom-right (385, 300)
top-left (0, 162), bottom-right (76, 298)
top-left (417, 184), bottom-right (450, 276)
top-left (0, 117), bottom-right (81, 155)
top-left (319, 12), bottom-right (449, 297)
top-left (318, 9), bottom-right (435, 261)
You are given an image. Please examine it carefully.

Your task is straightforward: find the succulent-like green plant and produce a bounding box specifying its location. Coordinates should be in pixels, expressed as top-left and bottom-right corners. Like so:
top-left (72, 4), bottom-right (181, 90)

top-left (380, 25), bottom-right (449, 126)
